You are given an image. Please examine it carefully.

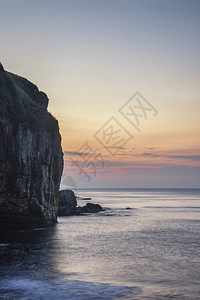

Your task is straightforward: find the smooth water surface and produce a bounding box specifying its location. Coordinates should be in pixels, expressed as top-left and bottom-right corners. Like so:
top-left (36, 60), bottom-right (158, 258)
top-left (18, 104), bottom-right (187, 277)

top-left (0, 188), bottom-right (200, 299)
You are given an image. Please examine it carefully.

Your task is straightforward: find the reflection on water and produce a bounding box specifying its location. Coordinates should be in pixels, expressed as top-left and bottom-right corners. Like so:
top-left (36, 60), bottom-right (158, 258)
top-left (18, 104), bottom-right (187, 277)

top-left (0, 188), bottom-right (200, 299)
top-left (0, 225), bottom-right (139, 299)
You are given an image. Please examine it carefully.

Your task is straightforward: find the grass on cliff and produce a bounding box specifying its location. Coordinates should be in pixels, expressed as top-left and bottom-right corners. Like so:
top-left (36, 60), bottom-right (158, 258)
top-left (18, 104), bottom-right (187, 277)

top-left (55, 196), bottom-right (59, 220)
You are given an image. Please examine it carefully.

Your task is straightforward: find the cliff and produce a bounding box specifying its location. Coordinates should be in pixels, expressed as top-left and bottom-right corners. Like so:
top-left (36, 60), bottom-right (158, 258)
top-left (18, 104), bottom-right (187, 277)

top-left (0, 63), bottom-right (63, 230)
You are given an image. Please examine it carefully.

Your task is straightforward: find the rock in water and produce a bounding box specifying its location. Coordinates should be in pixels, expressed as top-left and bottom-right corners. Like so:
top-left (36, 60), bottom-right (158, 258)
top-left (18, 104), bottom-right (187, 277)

top-left (58, 189), bottom-right (77, 216)
top-left (57, 189), bottom-right (104, 215)
top-left (75, 202), bottom-right (104, 214)
top-left (85, 203), bottom-right (104, 213)
top-left (0, 63), bottom-right (63, 230)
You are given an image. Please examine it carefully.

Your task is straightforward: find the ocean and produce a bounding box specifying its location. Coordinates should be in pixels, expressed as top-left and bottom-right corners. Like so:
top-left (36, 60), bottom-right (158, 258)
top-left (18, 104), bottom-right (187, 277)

top-left (0, 188), bottom-right (200, 299)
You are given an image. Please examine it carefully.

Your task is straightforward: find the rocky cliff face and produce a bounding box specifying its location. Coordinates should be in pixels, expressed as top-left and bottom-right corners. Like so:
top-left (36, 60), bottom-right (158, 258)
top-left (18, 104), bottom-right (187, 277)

top-left (0, 63), bottom-right (63, 230)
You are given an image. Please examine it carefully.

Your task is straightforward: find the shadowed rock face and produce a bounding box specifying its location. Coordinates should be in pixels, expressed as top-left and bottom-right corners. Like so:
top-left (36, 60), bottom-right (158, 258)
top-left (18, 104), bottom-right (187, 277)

top-left (58, 189), bottom-right (77, 216)
top-left (0, 63), bottom-right (63, 230)
top-left (58, 189), bottom-right (104, 216)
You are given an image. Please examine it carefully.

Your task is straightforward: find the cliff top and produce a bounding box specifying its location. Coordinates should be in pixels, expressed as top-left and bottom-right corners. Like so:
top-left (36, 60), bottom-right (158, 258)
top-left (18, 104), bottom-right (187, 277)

top-left (0, 63), bottom-right (58, 131)
top-left (0, 62), bottom-right (4, 72)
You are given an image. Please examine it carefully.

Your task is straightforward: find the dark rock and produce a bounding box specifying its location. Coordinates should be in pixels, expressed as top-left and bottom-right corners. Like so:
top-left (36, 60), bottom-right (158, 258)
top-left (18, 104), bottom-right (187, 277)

top-left (57, 188), bottom-right (104, 216)
top-left (0, 64), bottom-right (63, 230)
top-left (85, 202), bottom-right (104, 213)
top-left (23, 245), bottom-right (30, 252)
top-left (58, 189), bottom-right (77, 216)
top-left (79, 197), bottom-right (91, 200)
top-left (73, 206), bottom-right (87, 215)
top-left (126, 207), bottom-right (131, 209)
top-left (0, 62), bottom-right (4, 72)
top-left (74, 203), bottom-right (104, 214)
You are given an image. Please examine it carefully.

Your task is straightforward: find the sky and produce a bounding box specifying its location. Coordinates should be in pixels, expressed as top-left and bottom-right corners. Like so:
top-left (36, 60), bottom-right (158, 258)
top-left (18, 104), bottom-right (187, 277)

top-left (0, 0), bottom-right (200, 188)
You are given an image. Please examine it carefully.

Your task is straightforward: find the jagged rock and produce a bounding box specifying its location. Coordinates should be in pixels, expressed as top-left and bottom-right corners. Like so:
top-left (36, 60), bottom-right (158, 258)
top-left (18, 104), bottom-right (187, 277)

top-left (0, 63), bottom-right (63, 230)
top-left (0, 63), bottom-right (4, 72)
top-left (57, 189), bottom-right (104, 216)
top-left (57, 186), bottom-right (105, 216)
top-left (58, 189), bottom-right (77, 216)
top-left (77, 197), bottom-right (91, 200)
top-left (85, 203), bottom-right (104, 213)
top-left (74, 203), bottom-right (104, 214)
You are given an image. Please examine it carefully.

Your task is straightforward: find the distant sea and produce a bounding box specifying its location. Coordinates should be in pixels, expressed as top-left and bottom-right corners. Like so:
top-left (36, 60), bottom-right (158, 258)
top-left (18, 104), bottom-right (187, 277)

top-left (0, 188), bottom-right (200, 299)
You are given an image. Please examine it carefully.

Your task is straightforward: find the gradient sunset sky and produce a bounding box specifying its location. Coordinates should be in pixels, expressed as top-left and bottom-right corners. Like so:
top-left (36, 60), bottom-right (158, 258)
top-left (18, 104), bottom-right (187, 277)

top-left (1, 0), bottom-right (200, 188)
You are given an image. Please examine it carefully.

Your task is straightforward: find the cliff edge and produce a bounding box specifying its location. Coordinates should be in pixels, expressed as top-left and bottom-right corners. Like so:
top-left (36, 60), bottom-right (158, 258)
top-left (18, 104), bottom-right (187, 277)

top-left (0, 63), bottom-right (63, 230)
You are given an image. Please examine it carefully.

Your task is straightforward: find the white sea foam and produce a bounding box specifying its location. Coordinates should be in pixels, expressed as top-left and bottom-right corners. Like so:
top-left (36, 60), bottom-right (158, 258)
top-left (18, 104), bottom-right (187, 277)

top-left (0, 243), bottom-right (9, 247)
top-left (1, 188), bottom-right (199, 299)
top-left (0, 277), bottom-right (140, 300)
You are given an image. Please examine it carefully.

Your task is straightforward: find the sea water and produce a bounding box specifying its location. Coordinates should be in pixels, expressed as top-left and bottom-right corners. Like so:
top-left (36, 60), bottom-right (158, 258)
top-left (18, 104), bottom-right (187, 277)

top-left (0, 188), bottom-right (200, 299)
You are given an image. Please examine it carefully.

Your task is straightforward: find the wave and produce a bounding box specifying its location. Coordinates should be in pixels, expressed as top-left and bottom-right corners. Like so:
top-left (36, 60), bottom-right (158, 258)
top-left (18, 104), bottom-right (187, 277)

top-left (0, 277), bottom-right (140, 300)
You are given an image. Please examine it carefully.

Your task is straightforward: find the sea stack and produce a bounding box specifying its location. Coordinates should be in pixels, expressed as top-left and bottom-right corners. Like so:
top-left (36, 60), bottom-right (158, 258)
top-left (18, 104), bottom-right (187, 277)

top-left (0, 63), bottom-right (63, 230)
